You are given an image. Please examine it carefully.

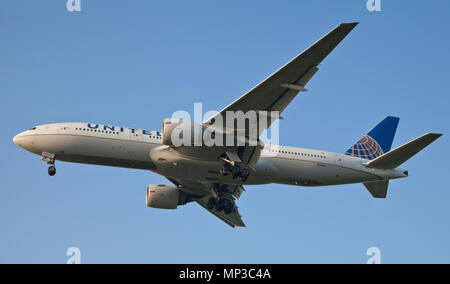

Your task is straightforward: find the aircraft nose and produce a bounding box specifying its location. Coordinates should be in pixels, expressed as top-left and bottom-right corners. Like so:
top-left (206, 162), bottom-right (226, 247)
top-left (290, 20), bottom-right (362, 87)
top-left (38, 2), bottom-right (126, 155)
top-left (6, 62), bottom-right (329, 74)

top-left (13, 133), bottom-right (25, 147)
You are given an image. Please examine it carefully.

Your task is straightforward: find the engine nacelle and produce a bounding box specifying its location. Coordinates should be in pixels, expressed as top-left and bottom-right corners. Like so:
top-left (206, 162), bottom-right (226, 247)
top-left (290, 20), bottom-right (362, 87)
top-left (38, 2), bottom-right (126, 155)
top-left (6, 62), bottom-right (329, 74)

top-left (146, 184), bottom-right (187, 209)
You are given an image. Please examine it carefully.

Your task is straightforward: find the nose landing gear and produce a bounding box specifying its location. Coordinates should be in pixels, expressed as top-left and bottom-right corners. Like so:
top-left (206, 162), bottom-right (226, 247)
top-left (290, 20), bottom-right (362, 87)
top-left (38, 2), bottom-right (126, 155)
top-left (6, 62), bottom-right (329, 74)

top-left (42, 152), bottom-right (56, 177)
top-left (48, 165), bottom-right (56, 176)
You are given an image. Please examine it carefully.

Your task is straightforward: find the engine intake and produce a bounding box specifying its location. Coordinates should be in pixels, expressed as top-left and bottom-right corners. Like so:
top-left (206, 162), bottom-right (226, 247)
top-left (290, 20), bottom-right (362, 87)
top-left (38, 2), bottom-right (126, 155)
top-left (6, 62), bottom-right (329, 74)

top-left (146, 184), bottom-right (187, 209)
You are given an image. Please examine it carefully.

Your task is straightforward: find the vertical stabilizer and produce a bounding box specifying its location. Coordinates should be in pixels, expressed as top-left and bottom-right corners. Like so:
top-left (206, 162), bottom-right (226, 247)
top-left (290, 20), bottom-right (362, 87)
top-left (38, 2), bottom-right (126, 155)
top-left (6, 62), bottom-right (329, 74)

top-left (346, 116), bottom-right (400, 160)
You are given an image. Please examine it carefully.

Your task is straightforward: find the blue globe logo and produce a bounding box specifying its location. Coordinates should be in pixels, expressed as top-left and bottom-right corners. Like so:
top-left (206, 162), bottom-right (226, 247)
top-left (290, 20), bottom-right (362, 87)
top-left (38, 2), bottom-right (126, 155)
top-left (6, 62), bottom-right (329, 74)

top-left (346, 135), bottom-right (384, 160)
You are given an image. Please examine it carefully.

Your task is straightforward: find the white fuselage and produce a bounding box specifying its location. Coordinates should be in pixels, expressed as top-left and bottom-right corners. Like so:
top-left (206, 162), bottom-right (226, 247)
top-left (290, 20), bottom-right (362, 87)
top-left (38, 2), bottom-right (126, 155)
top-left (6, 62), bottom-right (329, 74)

top-left (13, 123), bottom-right (407, 195)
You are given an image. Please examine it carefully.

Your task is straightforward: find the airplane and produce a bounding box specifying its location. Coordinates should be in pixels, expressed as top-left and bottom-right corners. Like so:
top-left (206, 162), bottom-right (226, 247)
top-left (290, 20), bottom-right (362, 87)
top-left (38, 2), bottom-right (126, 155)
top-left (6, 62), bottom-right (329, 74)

top-left (13, 23), bottom-right (442, 227)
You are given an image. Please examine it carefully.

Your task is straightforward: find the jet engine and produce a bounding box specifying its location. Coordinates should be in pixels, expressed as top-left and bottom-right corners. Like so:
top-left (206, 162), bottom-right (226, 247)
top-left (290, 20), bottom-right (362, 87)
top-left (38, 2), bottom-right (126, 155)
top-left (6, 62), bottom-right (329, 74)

top-left (146, 184), bottom-right (188, 209)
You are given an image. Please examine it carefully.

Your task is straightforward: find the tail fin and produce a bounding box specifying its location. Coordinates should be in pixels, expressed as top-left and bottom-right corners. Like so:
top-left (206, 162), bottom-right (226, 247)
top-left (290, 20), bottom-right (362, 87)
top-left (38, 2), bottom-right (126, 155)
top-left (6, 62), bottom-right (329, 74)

top-left (364, 133), bottom-right (442, 169)
top-left (345, 116), bottom-right (400, 160)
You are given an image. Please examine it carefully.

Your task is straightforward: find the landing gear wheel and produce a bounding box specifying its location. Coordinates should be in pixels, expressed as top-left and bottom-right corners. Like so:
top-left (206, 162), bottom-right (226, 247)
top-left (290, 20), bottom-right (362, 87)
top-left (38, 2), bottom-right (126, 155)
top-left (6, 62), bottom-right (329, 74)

top-left (241, 168), bottom-right (250, 177)
top-left (224, 200), bottom-right (234, 215)
top-left (207, 198), bottom-right (217, 210)
top-left (240, 168), bottom-right (250, 181)
top-left (231, 166), bottom-right (241, 179)
top-left (48, 166), bottom-right (56, 176)
top-left (223, 163), bottom-right (232, 172)
top-left (215, 199), bottom-right (225, 212)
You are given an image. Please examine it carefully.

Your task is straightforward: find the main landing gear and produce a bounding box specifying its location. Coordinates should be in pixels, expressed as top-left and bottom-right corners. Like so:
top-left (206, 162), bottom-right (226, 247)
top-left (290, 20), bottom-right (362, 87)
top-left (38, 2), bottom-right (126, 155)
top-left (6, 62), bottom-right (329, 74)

top-left (207, 197), bottom-right (235, 215)
top-left (207, 184), bottom-right (238, 215)
top-left (220, 163), bottom-right (250, 182)
top-left (42, 152), bottom-right (56, 177)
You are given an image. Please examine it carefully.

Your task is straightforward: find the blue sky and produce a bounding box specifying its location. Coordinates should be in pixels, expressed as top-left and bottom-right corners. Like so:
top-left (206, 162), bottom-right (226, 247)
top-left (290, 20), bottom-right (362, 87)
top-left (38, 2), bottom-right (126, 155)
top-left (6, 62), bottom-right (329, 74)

top-left (1, 0), bottom-right (449, 263)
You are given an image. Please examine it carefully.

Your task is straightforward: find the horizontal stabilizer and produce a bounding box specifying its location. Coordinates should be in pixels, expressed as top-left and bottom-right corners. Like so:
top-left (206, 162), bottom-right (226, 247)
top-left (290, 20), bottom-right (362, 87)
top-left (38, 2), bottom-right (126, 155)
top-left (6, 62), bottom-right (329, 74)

top-left (364, 180), bottom-right (389, 198)
top-left (364, 133), bottom-right (442, 169)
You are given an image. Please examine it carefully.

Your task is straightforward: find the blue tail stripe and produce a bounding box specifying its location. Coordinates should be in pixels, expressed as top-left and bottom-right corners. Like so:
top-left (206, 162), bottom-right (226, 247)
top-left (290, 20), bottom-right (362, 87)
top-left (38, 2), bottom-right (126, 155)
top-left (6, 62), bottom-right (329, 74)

top-left (345, 116), bottom-right (400, 160)
top-left (366, 116), bottom-right (400, 153)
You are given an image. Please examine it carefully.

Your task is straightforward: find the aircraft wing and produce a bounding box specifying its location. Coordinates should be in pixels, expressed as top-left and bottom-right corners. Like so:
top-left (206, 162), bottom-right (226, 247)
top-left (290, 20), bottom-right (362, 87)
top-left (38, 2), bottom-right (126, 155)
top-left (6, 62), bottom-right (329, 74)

top-left (196, 195), bottom-right (246, 228)
top-left (174, 23), bottom-right (358, 171)
top-left (205, 22), bottom-right (359, 131)
top-left (172, 23), bottom-right (358, 171)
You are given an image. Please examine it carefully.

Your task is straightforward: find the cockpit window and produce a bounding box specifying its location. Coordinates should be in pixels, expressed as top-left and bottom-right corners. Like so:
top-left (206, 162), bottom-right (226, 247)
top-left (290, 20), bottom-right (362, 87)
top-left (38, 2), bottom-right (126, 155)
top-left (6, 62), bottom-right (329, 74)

top-left (29, 127), bottom-right (37, 130)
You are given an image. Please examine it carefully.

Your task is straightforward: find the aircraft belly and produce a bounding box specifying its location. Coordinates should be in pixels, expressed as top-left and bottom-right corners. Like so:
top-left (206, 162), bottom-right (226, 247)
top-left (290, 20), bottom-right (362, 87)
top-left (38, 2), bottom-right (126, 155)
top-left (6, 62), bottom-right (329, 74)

top-left (334, 165), bottom-right (380, 184)
top-left (151, 153), bottom-right (223, 182)
top-left (266, 157), bottom-right (339, 186)
top-left (166, 160), bottom-right (271, 185)
top-left (150, 147), bottom-right (272, 185)
top-left (63, 136), bottom-right (129, 159)
top-left (43, 135), bottom-right (156, 170)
